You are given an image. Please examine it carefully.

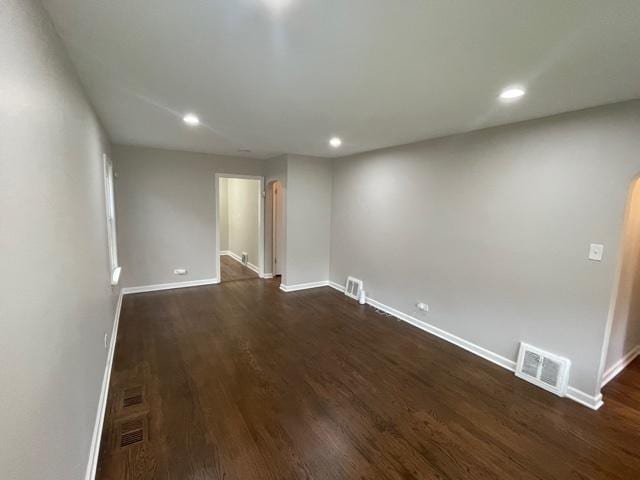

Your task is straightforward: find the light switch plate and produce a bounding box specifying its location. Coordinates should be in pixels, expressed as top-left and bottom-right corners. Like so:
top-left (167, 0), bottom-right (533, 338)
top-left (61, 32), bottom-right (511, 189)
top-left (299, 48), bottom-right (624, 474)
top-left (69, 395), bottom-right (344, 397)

top-left (588, 243), bottom-right (604, 262)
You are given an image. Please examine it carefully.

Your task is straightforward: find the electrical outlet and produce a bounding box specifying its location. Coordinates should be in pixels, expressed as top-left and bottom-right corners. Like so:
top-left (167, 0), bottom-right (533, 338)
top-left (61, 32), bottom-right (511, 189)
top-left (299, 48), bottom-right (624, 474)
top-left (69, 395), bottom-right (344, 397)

top-left (588, 243), bottom-right (604, 262)
top-left (174, 268), bottom-right (188, 275)
top-left (104, 333), bottom-right (109, 349)
top-left (417, 302), bottom-right (429, 312)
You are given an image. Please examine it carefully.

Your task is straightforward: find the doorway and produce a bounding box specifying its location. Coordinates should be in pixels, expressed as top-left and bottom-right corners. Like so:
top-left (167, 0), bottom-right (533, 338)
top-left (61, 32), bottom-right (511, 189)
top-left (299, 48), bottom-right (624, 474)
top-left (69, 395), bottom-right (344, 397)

top-left (216, 174), bottom-right (264, 283)
top-left (601, 176), bottom-right (640, 390)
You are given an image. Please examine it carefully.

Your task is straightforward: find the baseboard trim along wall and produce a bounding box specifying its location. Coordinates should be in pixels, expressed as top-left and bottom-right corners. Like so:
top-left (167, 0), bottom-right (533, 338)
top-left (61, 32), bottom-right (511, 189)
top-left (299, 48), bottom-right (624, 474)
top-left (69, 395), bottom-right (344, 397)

top-left (280, 280), bottom-right (330, 292)
top-left (220, 250), bottom-right (240, 261)
top-left (328, 282), bottom-right (603, 410)
top-left (85, 292), bottom-right (123, 480)
top-left (221, 250), bottom-right (260, 275)
top-left (566, 387), bottom-right (604, 410)
top-left (262, 273), bottom-right (274, 279)
top-left (601, 345), bottom-right (640, 387)
top-left (84, 276), bottom-right (606, 480)
top-left (121, 278), bottom-right (219, 294)
top-left (247, 263), bottom-right (260, 275)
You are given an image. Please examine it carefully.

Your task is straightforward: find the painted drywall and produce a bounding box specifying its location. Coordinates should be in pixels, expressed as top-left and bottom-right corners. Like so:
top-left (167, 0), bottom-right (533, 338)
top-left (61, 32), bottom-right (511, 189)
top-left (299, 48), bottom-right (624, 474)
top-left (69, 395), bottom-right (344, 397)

top-left (114, 145), bottom-right (263, 288)
top-left (0, 1), bottom-right (116, 479)
top-left (41, 0), bottom-right (640, 159)
top-left (220, 177), bottom-right (260, 266)
top-left (219, 177), bottom-right (229, 251)
top-left (605, 178), bottom-right (640, 370)
top-left (330, 101), bottom-right (640, 397)
top-left (285, 155), bottom-right (333, 286)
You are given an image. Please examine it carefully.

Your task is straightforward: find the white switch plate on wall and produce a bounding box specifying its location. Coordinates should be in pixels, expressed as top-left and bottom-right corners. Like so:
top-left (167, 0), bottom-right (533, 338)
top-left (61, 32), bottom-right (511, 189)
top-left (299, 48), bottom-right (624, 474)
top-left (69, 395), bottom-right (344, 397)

top-left (588, 243), bottom-right (604, 261)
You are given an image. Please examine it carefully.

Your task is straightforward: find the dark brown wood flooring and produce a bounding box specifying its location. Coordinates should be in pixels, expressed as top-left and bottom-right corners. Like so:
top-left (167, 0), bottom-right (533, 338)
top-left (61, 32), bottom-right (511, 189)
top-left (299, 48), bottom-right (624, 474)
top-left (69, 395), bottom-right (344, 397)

top-left (97, 279), bottom-right (640, 479)
top-left (220, 254), bottom-right (259, 282)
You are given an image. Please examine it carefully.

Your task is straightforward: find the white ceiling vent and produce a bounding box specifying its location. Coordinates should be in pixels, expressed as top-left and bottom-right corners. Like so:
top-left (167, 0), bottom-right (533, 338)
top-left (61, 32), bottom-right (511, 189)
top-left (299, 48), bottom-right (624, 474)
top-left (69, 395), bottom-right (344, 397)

top-left (344, 277), bottom-right (363, 300)
top-left (515, 343), bottom-right (571, 396)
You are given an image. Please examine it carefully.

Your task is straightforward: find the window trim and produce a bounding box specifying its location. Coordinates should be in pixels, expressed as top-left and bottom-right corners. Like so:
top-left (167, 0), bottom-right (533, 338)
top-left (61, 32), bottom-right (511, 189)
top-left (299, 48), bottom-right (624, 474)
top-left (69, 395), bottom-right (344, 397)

top-left (103, 154), bottom-right (121, 286)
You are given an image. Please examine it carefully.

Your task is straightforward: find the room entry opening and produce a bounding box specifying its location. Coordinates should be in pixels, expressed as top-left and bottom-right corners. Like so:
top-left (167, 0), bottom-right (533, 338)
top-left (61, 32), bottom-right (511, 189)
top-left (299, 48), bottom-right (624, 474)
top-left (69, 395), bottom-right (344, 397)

top-left (216, 175), bottom-right (265, 283)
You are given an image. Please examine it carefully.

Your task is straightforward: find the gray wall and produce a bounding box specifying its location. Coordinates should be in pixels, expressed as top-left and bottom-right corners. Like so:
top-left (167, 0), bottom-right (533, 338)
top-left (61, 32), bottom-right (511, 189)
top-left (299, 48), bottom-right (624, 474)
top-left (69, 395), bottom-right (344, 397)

top-left (605, 178), bottom-right (640, 370)
top-left (330, 101), bottom-right (640, 396)
top-left (221, 177), bottom-right (261, 266)
top-left (113, 145), bottom-right (263, 287)
top-left (115, 149), bottom-right (332, 288)
top-left (0, 1), bottom-right (116, 479)
top-left (219, 177), bottom-right (229, 251)
top-left (285, 155), bottom-right (333, 286)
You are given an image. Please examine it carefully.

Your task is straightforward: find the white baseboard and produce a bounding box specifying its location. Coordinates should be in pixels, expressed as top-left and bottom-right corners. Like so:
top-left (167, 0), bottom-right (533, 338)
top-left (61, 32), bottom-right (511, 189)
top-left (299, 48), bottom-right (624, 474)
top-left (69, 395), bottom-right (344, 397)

top-left (121, 278), bottom-right (219, 294)
top-left (221, 250), bottom-right (242, 262)
top-left (366, 295), bottom-right (517, 372)
top-left (85, 292), bottom-right (123, 480)
top-left (221, 250), bottom-right (260, 275)
top-left (566, 387), bottom-right (604, 410)
top-left (601, 345), bottom-right (640, 387)
top-left (280, 280), bottom-right (330, 292)
top-left (329, 281), bottom-right (603, 410)
top-left (262, 273), bottom-right (274, 279)
top-left (247, 262), bottom-right (260, 275)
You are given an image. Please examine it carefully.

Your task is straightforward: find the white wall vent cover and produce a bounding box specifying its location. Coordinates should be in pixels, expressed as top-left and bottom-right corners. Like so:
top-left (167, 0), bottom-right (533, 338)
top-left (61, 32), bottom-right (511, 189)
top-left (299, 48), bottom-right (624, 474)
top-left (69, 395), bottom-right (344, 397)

top-left (344, 277), bottom-right (363, 300)
top-left (515, 343), bottom-right (571, 397)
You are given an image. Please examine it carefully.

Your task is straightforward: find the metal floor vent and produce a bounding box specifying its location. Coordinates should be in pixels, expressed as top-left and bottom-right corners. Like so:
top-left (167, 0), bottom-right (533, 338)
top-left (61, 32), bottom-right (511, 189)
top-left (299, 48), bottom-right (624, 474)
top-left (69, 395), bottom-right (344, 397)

top-left (116, 416), bottom-right (148, 449)
top-left (344, 276), bottom-right (363, 300)
top-left (122, 386), bottom-right (144, 408)
top-left (516, 343), bottom-right (571, 396)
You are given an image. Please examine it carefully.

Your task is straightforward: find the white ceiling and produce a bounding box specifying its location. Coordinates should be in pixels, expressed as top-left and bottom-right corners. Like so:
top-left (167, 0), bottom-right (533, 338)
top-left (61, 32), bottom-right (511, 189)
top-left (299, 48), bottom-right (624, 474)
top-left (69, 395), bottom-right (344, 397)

top-left (42, 0), bottom-right (640, 159)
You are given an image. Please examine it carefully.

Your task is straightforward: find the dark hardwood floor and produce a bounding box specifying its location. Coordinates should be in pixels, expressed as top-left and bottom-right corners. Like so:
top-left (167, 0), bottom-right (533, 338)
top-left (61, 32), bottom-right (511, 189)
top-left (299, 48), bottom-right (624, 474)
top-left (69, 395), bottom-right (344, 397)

top-left (97, 279), bottom-right (640, 479)
top-left (220, 254), bottom-right (259, 282)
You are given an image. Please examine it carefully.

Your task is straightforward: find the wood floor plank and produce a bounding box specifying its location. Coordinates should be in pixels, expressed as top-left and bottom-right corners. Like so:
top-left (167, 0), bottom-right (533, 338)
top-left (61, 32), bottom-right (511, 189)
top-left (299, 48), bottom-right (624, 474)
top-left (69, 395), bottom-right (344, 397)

top-left (96, 279), bottom-right (640, 479)
top-left (220, 254), bottom-right (259, 283)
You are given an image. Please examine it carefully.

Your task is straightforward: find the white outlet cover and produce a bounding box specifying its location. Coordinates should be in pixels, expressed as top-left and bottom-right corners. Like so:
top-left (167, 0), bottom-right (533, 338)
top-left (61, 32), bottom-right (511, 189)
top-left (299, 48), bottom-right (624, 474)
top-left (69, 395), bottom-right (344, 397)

top-left (417, 302), bottom-right (429, 312)
top-left (174, 268), bottom-right (188, 275)
top-left (588, 244), bottom-right (604, 262)
top-left (104, 333), bottom-right (108, 349)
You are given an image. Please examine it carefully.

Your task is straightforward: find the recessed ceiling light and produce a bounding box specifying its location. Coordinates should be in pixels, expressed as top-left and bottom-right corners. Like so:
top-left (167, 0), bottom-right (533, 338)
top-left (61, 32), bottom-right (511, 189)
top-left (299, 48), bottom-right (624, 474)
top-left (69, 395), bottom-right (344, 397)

top-left (183, 113), bottom-right (200, 126)
top-left (329, 137), bottom-right (342, 148)
top-left (499, 86), bottom-right (526, 101)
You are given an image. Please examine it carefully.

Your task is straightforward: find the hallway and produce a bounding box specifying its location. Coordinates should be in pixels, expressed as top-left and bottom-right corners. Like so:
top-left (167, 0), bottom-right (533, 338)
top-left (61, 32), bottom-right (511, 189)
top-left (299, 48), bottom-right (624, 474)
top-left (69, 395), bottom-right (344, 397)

top-left (220, 254), bottom-right (260, 283)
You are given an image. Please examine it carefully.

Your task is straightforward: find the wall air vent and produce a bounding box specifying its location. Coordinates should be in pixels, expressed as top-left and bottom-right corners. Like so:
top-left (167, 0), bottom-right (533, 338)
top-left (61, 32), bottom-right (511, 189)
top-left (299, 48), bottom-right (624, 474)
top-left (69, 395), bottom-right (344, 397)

top-left (344, 276), bottom-right (363, 300)
top-left (515, 342), bottom-right (571, 396)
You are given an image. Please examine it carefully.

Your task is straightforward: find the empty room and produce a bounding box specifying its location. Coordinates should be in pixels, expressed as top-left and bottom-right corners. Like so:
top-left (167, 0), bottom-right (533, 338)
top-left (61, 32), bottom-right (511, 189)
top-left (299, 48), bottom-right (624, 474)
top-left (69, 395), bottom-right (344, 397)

top-left (2, 1), bottom-right (640, 479)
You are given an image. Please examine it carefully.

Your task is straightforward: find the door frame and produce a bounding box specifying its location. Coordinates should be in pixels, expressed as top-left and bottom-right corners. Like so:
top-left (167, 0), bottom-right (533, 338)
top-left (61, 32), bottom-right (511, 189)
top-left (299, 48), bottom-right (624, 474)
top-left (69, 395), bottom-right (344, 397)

top-left (215, 173), bottom-right (265, 282)
top-left (271, 180), bottom-right (284, 276)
